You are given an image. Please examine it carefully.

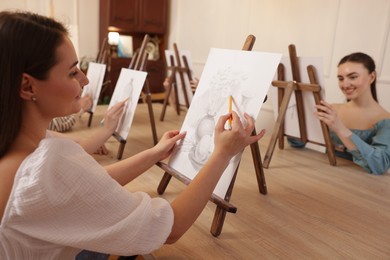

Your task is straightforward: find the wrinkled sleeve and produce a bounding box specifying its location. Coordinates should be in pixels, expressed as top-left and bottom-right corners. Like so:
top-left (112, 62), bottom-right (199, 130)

top-left (348, 121), bottom-right (390, 174)
top-left (8, 138), bottom-right (174, 256)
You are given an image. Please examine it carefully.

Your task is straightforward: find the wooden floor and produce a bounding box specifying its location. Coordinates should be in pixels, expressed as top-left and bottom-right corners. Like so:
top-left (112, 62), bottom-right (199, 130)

top-left (68, 103), bottom-right (390, 260)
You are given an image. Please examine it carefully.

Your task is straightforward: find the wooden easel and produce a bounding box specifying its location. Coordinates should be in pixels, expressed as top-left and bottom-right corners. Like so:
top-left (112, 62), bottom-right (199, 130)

top-left (86, 37), bottom-right (112, 127)
top-left (263, 44), bottom-right (336, 168)
top-left (156, 35), bottom-right (267, 237)
top-left (160, 43), bottom-right (193, 121)
top-left (113, 34), bottom-right (159, 160)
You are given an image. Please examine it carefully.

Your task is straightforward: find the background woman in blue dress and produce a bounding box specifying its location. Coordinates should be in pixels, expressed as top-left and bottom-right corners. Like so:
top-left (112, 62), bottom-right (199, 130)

top-left (315, 52), bottom-right (390, 174)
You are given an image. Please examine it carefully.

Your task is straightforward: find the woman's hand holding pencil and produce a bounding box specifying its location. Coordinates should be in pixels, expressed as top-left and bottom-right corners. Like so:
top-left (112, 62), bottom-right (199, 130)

top-left (100, 98), bottom-right (128, 133)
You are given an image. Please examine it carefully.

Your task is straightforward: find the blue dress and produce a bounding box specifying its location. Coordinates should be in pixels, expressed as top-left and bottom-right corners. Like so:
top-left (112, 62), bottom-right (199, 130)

top-left (330, 119), bottom-right (390, 175)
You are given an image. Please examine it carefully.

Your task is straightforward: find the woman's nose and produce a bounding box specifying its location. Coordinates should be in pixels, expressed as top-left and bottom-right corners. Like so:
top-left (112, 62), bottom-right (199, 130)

top-left (79, 70), bottom-right (89, 88)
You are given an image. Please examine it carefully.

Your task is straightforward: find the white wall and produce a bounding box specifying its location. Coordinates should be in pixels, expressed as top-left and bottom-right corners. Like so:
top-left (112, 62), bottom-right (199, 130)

top-left (0, 0), bottom-right (98, 61)
top-left (167, 0), bottom-right (390, 132)
top-left (2, 0), bottom-right (389, 132)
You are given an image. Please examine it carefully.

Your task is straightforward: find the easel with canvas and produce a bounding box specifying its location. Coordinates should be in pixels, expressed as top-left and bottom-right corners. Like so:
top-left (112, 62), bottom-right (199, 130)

top-left (156, 35), bottom-right (268, 237)
top-left (112, 34), bottom-right (159, 160)
top-left (160, 43), bottom-right (194, 121)
top-left (263, 44), bottom-right (336, 168)
top-left (84, 37), bottom-right (112, 127)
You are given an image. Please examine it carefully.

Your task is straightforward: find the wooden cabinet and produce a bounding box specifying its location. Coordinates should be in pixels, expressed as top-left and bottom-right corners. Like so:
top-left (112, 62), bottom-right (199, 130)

top-left (109, 0), bottom-right (139, 32)
top-left (138, 0), bottom-right (168, 34)
top-left (99, 0), bottom-right (169, 102)
top-left (108, 0), bottom-right (167, 34)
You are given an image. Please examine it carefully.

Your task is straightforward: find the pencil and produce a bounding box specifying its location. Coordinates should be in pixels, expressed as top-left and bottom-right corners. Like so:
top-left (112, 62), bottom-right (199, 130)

top-left (228, 95), bottom-right (233, 129)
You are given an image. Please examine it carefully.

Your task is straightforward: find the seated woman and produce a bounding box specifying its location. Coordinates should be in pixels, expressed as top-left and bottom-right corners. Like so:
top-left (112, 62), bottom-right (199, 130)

top-left (313, 52), bottom-right (390, 174)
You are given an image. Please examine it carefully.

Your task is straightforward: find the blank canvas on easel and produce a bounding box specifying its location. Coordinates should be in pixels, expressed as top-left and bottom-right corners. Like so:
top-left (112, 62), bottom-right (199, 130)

top-left (82, 62), bottom-right (107, 112)
top-left (168, 48), bottom-right (281, 198)
top-left (271, 56), bottom-right (326, 145)
top-left (107, 68), bottom-right (147, 140)
top-left (164, 49), bottom-right (194, 106)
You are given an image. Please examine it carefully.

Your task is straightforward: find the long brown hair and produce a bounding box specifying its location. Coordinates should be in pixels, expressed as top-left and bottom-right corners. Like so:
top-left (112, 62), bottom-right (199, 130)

top-left (0, 11), bottom-right (68, 157)
top-left (338, 52), bottom-right (377, 102)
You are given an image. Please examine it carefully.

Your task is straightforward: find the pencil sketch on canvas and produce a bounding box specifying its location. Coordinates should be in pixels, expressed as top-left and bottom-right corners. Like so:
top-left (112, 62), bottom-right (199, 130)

top-left (165, 49), bottom-right (194, 106)
top-left (168, 48), bottom-right (281, 198)
top-left (271, 56), bottom-right (326, 144)
top-left (81, 62), bottom-right (106, 112)
top-left (107, 68), bottom-right (147, 140)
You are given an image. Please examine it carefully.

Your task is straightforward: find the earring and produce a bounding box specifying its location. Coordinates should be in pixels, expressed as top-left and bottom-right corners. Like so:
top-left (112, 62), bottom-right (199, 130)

top-left (31, 96), bottom-right (37, 102)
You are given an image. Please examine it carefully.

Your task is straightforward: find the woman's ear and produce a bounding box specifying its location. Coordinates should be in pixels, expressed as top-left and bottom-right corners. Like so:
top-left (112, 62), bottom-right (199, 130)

top-left (369, 71), bottom-right (377, 84)
top-left (19, 73), bottom-right (36, 101)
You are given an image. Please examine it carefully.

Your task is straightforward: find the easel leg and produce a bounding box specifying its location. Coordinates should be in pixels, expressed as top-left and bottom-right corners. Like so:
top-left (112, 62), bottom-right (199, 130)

top-left (117, 141), bottom-right (126, 160)
top-left (144, 82), bottom-right (158, 145)
top-left (250, 137), bottom-right (267, 194)
top-left (210, 206), bottom-right (227, 237)
top-left (160, 82), bottom-right (172, 122)
top-left (263, 82), bottom-right (295, 168)
top-left (173, 83), bottom-right (180, 115)
top-left (312, 92), bottom-right (337, 166)
top-left (307, 65), bottom-right (337, 166)
top-left (277, 88), bottom-right (285, 149)
top-left (160, 69), bottom-right (178, 121)
top-left (157, 172), bottom-right (172, 194)
top-left (87, 111), bottom-right (93, 127)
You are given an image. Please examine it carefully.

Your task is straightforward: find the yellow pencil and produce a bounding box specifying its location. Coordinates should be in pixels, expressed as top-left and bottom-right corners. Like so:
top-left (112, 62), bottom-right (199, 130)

top-left (228, 95), bottom-right (233, 129)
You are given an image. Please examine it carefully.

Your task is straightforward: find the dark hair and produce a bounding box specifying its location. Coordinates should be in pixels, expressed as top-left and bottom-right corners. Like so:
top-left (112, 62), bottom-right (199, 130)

top-left (338, 52), bottom-right (377, 102)
top-left (0, 11), bottom-right (68, 157)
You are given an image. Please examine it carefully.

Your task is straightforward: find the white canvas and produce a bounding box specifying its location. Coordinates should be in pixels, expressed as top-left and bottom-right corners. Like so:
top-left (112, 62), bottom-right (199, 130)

top-left (271, 57), bottom-right (326, 145)
top-left (107, 68), bottom-right (147, 140)
top-left (164, 49), bottom-right (194, 106)
top-left (168, 48), bottom-right (282, 198)
top-left (82, 62), bottom-right (106, 112)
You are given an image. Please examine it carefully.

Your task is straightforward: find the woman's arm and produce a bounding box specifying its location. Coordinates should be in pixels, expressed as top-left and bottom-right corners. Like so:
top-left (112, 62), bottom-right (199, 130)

top-left (347, 122), bottom-right (390, 174)
top-left (104, 130), bottom-right (186, 185)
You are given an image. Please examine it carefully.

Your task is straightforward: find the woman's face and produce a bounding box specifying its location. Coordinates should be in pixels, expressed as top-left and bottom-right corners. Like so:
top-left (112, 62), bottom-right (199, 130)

top-left (32, 36), bottom-right (89, 119)
top-left (337, 61), bottom-right (375, 101)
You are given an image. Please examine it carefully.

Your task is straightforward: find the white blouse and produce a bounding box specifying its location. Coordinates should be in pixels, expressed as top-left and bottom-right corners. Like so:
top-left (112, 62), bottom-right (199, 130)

top-left (0, 137), bottom-right (174, 260)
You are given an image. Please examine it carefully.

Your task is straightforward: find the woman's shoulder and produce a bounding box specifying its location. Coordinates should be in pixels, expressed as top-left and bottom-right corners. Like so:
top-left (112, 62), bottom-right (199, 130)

top-left (24, 137), bottom-right (89, 174)
top-left (375, 117), bottom-right (390, 128)
top-left (330, 103), bottom-right (344, 113)
top-left (374, 106), bottom-right (390, 126)
top-left (32, 137), bottom-right (79, 159)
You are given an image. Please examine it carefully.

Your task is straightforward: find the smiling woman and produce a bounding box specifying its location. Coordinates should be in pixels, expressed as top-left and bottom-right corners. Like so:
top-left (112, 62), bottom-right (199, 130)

top-left (314, 52), bottom-right (390, 174)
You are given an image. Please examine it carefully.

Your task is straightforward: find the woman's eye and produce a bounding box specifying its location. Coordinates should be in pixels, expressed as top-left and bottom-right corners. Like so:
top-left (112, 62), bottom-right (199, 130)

top-left (69, 70), bottom-right (78, 77)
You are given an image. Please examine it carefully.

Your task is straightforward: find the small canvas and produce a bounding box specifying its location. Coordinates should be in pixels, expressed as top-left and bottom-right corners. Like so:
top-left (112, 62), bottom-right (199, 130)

top-left (107, 68), bottom-right (147, 140)
top-left (165, 49), bottom-right (194, 106)
top-left (168, 48), bottom-right (282, 198)
top-left (82, 62), bottom-right (106, 112)
top-left (271, 56), bottom-right (326, 144)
